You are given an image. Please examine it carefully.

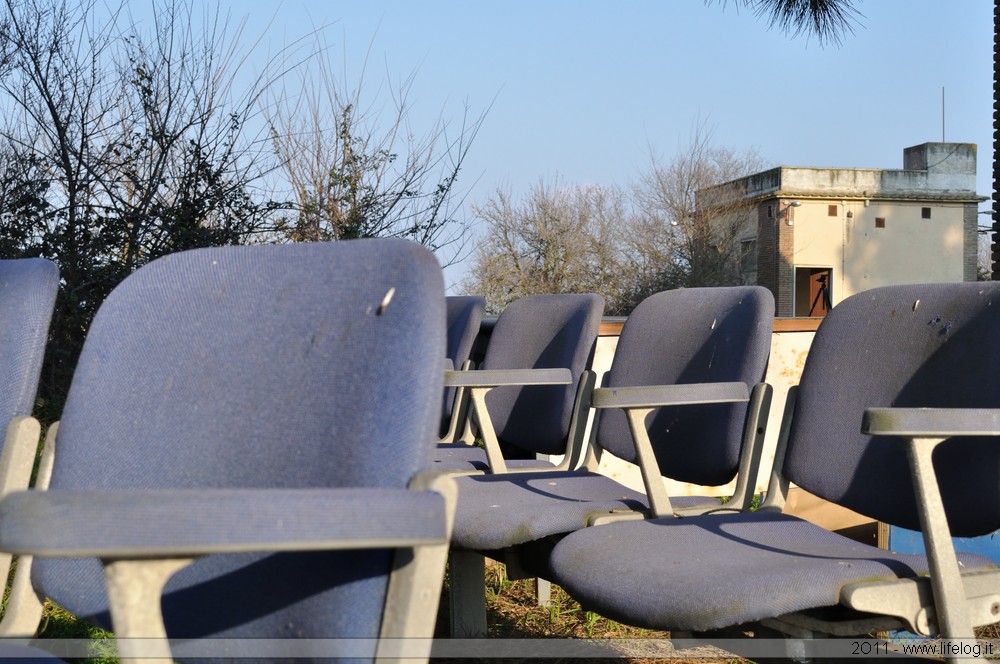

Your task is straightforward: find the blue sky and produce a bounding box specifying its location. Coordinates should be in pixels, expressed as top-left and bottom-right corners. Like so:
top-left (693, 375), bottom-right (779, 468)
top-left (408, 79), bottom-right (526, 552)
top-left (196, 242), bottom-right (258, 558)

top-left (222, 0), bottom-right (993, 288)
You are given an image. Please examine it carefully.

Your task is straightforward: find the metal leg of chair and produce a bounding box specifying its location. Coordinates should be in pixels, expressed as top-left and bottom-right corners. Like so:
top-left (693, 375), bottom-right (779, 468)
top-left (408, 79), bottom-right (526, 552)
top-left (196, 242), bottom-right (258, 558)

top-left (536, 577), bottom-right (552, 607)
top-left (448, 549), bottom-right (488, 638)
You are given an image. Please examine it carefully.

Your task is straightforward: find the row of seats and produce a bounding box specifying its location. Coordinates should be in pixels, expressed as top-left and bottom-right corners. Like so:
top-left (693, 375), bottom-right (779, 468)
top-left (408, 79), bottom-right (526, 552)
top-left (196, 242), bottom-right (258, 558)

top-left (437, 281), bottom-right (1000, 661)
top-left (437, 288), bottom-right (773, 638)
top-left (0, 239), bottom-right (996, 662)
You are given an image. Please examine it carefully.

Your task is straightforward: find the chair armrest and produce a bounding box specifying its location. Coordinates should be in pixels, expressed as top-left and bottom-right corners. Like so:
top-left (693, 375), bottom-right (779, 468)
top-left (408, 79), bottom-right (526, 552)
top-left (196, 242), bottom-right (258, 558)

top-left (0, 488), bottom-right (449, 558)
top-left (443, 368), bottom-right (573, 474)
top-left (861, 407), bottom-right (1000, 639)
top-left (862, 407), bottom-right (1000, 437)
top-left (443, 368), bottom-right (572, 388)
top-left (590, 382), bottom-right (750, 519)
top-left (591, 382), bottom-right (750, 410)
top-left (0, 476), bottom-right (458, 658)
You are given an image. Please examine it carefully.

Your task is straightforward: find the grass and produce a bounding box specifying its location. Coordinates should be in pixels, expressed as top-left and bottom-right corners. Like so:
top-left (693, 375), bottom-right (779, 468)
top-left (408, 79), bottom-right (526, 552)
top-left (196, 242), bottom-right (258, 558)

top-left (444, 560), bottom-right (1000, 662)
top-left (33, 601), bottom-right (117, 663)
top-left (481, 561), bottom-right (659, 641)
top-left (434, 560), bottom-right (748, 664)
top-left (0, 559), bottom-right (114, 663)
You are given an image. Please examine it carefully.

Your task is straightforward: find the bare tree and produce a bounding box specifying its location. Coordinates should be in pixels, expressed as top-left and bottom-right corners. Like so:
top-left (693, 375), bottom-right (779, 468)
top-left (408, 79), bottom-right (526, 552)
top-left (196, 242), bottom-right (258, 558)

top-left (266, 41), bottom-right (484, 266)
top-left (624, 126), bottom-right (768, 307)
top-left (463, 180), bottom-right (633, 313)
top-left (464, 133), bottom-right (767, 314)
top-left (0, 0), bottom-right (286, 414)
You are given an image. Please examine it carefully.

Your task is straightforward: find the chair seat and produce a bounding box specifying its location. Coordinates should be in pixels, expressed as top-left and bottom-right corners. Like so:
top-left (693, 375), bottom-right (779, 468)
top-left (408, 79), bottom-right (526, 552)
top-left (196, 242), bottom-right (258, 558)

top-left (452, 471), bottom-right (726, 550)
top-left (432, 444), bottom-right (556, 473)
top-left (549, 511), bottom-right (995, 634)
top-left (453, 471), bottom-right (647, 550)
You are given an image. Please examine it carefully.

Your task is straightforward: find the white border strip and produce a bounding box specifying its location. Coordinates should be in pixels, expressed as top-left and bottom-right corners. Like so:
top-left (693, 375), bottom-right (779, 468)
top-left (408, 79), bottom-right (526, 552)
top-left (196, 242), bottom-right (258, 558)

top-left (3, 637), bottom-right (998, 659)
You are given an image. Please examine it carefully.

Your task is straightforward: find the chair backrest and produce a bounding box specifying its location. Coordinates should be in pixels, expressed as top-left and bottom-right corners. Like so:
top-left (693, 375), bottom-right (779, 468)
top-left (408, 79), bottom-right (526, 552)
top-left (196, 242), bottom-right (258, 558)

top-left (783, 282), bottom-right (1000, 537)
top-left (595, 286), bottom-right (774, 486)
top-left (442, 296), bottom-right (486, 423)
top-left (481, 293), bottom-right (604, 455)
top-left (33, 239), bottom-right (445, 641)
top-left (0, 258), bottom-right (58, 426)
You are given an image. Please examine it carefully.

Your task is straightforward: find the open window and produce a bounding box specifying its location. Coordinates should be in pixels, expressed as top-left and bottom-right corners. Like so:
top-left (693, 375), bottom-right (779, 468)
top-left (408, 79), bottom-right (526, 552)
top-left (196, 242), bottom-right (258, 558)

top-left (795, 267), bottom-right (832, 317)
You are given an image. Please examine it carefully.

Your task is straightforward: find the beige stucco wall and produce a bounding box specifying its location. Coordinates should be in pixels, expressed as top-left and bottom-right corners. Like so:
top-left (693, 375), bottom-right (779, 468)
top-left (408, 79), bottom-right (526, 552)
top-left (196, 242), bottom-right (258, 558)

top-left (791, 200), bottom-right (967, 307)
top-left (703, 144), bottom-right (984, 315)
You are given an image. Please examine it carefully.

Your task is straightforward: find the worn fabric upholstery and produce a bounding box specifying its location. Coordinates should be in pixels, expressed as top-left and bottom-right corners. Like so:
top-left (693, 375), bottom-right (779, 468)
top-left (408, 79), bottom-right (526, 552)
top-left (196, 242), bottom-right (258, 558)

top-left (432, 293), bottom-right (604, 473)
top-left (433, 444), bottom-right (557, 473)
top-left (596, 287), bottom-right (773, 486)
top-left (480, 293), bottom-right (604, 456)
top-left (550, 282), bottom-right (1000, 635)
top-left (785, 282), bottom-right (1000, 535)
top-left (30, 239), bottom-right (445, 659)
top-left (0, 258), bottom-right (58, 425)
top-left (451, 471), bottom-right (718, 551)
top-left (451, 287), bottom-right (774, 550)
top-left (551, 511), bottom-right (992, 632)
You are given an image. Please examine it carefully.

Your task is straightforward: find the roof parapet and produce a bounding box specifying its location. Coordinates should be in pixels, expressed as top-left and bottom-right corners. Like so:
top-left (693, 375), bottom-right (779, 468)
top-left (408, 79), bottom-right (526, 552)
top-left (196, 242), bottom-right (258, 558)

top-left (698, 143), bottom-right (980, 208)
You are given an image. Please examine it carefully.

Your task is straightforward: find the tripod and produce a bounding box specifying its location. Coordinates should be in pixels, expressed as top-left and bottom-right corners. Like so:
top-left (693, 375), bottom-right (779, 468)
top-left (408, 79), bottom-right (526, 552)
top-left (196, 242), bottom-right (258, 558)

top-left (809, 274), bottom-right (832, 316)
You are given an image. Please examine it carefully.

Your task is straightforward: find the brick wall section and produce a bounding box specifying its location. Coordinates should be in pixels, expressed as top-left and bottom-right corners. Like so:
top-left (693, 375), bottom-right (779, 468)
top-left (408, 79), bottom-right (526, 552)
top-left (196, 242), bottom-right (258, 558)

top-left (755, 200), bottom-right (796, 316)
top-left (964, 202), bottom-right (979, 281)
top-left (756, 203), bottom-right (777, 305)
top-left (777, 212), bottom-right (795, 316)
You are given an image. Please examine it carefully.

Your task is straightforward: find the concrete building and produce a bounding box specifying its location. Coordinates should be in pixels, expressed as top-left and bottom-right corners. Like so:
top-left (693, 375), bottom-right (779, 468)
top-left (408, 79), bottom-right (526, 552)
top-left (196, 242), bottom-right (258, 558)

top-left (701, 143), bottom-right (985, 317)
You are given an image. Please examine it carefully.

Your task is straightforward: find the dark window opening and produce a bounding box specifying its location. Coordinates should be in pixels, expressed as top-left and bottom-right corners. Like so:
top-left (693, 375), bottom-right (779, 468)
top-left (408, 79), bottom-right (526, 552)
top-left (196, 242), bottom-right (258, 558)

top-left (739, 239), bottom-right (757, 276)
top-left (828, 205), bottom-right (838, 217)
top-left (922, 207), bottom-right (931, 219)
top-left (795, 267), bottom-right (833, 317)
top-left (875, 217), bottom-right (885, 228)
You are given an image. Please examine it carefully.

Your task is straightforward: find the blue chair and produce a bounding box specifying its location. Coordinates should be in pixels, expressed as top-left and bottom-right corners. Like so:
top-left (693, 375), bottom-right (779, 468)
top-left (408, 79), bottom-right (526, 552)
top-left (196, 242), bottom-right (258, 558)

top-left (435, 293), bottom-right (605, 473)
top-left (550, 282), bottom-right (1000, 657)
top-left (0, 239), bottom-right (455, 663)
top-left (448, 286), bottom-right (774, 636)
top-left (0, 258), bottom-right (58, 431)
top-left (0, 259), bottom-right (59, 494)
top-left (0, 258), bottom-right (59, 630)
top-left (439, 296), bottom-right (486, 442)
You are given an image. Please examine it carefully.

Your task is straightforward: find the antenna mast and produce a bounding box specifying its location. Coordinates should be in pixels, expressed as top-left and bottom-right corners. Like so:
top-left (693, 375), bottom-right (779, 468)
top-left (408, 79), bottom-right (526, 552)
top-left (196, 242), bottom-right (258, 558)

top-left (941, 86), bottom-right (945, 142)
